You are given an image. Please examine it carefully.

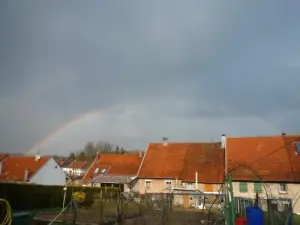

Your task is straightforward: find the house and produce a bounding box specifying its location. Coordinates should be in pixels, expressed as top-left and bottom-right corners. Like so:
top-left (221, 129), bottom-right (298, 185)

top-left (225, 133), bottom-right (300, 213)
top-left (83, 153), bottom-right (143, 191)
top-left (0, 154), bottom-right (66, 186)
top-left (136, 139), bottom-right (225, 195)
top-left (63, 160), bottom-right (89, 178)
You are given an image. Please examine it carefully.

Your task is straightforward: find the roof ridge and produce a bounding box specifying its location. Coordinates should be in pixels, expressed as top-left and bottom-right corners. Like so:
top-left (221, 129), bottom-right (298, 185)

top-left (228, 134), bottom-right (300, 139)
top-left (150, 141), bottom-right (220, 144)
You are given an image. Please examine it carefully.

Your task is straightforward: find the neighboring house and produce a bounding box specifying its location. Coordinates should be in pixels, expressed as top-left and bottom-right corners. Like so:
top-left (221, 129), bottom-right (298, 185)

top-left (225, 134), bottom-right (300, 213)
top-left (136, 139), bottom-right (225, 195)
top-left (0, 155), bottom-right (66, 186)
top-left (63, 160), bottom-right (89, 178)
top-left (83, 153), bottom-right (143, 191)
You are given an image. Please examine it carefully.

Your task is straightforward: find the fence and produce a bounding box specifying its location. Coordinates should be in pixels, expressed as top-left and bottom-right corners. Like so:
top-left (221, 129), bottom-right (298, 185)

top-left (235, 197), bottom-right (294, 225)
top-left (33, 191), bottom-right (226, 225)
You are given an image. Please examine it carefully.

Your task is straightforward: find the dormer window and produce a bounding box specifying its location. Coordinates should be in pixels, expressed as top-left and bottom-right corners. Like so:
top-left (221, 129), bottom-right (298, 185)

top-left (94, 168), bottom-right (99, 174)
top-left (294, 142), bottom-right (300, 155)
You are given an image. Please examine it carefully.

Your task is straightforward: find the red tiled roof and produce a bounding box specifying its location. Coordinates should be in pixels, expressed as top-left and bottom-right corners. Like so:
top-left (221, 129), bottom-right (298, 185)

top-left (226, 135), bottom-right (300, 182)
top-left (0, 154), bottom-right (8, 161)
top-left (68, 161), bottom-right (87, 169)
top-left (0, 156), bottom-right (50, 182)
top-left (138, 142), bottom-right (224, 183)
top-left (83, 154), bottom-right (142, 182)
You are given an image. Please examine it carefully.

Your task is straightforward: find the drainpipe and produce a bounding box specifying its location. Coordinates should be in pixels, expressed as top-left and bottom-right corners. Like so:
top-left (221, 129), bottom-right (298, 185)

top-left (195, 171), bottom-right (198, 190)
top-left (24, 168), bottom-right (29, 181)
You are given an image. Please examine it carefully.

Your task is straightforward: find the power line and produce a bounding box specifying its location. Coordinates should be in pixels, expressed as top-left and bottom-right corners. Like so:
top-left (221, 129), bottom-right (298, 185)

top-left (228, 136), bottom-right (300, 174)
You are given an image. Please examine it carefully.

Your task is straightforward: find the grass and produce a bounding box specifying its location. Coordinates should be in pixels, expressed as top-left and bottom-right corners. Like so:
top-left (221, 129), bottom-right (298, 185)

top-left (294, 214), bottom-right (300, 224)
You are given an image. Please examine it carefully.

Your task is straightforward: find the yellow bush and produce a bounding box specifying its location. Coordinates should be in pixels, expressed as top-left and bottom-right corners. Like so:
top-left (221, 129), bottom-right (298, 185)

top-left (72, 191), bottom-right (86, 203)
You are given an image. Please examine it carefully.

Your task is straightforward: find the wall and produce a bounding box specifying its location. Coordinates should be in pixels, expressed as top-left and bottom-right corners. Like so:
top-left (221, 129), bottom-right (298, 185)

top-left (232, 181), bottom-right (300, 214)
top-left (137, 178), bottom-right (222, 194)
top-left (30, 158), bottom-right (66, 186)
top-left (63, 168), bottom-right (85, 176)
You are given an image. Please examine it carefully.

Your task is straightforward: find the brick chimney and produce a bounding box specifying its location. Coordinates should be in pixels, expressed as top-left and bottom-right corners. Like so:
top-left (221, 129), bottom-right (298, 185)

top-left (162, 137), bottom-right (169, 146)
top-left (139, 151), bottom-right (144, 158)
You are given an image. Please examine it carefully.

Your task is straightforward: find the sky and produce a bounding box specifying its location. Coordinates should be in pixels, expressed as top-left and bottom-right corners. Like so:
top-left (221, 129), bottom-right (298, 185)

top-left (0, 0), bottom-right (300, 156)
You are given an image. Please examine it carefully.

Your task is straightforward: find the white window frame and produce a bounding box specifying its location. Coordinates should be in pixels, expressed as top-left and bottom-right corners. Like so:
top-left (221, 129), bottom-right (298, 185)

top-left (145, 180), bottom-right (152, 190)
top-left (164, 180), bottom-right (172, 189)
top-left (186, 182), bottom-right (194, 189)
top-left (279, 183), bottom-right (287, 193)
top-left (94, 168), bottom-right (99, 174)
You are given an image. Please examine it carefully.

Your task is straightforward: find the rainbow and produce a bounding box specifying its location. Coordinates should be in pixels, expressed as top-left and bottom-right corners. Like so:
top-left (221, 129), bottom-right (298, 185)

top-left (24, 109), bottom-right (103, 155)
top-left (24, 102), bottom-right (280, 155)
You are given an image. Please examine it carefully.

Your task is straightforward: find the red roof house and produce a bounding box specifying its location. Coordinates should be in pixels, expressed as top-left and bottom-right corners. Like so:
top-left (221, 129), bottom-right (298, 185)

top-left (0, 155), bottom-right (66, 185)
top-left (68, 161), bottom-right (88, 169)
top-left (226, 134), bottom-right (300, 182)
top-left (138, 142), bottom-right (225, 183)
top-left (83, 153), bottom-right (143, 182)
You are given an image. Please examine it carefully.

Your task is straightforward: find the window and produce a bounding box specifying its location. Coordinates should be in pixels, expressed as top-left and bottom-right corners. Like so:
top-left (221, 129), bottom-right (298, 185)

top-left (254, 183), bottom-right (262, 193)
top-left (101, 169), bottom-right (107, 174)
top-left (165, 180), bottom-right (172, 189)
top-left (185, 182), bottom-right (194, 189)
top-left (279, 183), bottom-right (287, 193)
top-left (145, 180), bottom-right (151, 190)
top-left (294, 142), bottom-right (300, 154)
top-left (239, 182), bottom-right (248, 193)
top-left (93, 168), bottom-right (99, 174)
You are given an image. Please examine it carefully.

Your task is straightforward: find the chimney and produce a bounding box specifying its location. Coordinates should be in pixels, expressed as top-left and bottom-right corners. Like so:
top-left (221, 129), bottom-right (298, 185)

top-left (162, 137), bottom-right (169, 146)
top-left (35, 154), bottom-right (41, 161)
top-left (96, 152), bottom-right (101, 162)
top-left (139, 151), bottom-right (144, 158)
top-left (221, 134), bottom-right (226, 149)
top-left (24, 168), bottom-right (29, 181)
top-left (282, 132), bottom-right (286, 136)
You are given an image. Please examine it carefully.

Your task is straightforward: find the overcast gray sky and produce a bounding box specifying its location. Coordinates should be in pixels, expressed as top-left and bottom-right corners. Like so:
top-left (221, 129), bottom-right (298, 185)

top-left (1, 0), bottom-right (300, 155)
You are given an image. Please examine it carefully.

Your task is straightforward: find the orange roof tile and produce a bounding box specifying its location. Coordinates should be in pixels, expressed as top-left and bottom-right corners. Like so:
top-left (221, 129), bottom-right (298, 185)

top-left (68, 161), bottom-right (88, 169)
top-left (83, 154), bottom-right (142, 182)
top-left (226, 135), bottom-right (300, 182)
top-left (0, 156), bottom-right (50, 182)
top-left (138, 142), bottom-right (224, 183)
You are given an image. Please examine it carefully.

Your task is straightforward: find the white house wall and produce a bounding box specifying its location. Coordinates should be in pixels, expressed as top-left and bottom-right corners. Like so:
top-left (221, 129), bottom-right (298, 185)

top-left (30, 158), bottom-right (66, 186)
top-left (232, 182), bottom-right (300, 214)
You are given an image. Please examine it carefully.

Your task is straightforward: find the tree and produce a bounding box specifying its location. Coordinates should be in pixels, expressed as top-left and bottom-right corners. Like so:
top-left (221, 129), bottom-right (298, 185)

top-left (95, 141), bottom-right (113, 154)
top-left (120, 147), bottom-right (126, 154)
top-left (115, 145), bottom-right (120, 154)
top-left (69, 152), bottom-right (76, 161)
top-left (77, 151), bottom-right (87, 161)
top-left (84, 142), bottom-right (97, 161)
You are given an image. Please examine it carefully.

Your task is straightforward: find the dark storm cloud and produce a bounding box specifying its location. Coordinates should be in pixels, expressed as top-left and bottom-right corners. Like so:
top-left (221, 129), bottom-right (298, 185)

top-left (0, 0), bottom-right (300, 154)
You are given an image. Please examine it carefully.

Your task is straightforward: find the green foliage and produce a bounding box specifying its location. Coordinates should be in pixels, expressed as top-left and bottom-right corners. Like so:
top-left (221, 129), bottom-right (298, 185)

top-left (0, 183), bottom-right (120, 210)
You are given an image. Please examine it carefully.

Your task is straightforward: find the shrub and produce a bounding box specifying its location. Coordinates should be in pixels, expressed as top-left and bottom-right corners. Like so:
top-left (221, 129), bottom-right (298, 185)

top-left (0, 183), bottom-right (120, 210)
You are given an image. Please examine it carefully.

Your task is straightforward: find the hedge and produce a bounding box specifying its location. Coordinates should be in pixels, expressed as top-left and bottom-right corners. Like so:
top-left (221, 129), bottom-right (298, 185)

top-left (0, 183), bottom-right (120, 210)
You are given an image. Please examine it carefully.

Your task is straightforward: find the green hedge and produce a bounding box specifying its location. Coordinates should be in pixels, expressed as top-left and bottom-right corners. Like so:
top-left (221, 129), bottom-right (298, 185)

top-left (0, 183), bottom-right (120, 210)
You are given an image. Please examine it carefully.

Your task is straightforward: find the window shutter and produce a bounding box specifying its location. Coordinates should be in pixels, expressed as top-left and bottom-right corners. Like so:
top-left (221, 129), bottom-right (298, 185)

top-left (254, 183), bottom-right (262, 193)
top-left (239, 182), bottom-right (248, 193)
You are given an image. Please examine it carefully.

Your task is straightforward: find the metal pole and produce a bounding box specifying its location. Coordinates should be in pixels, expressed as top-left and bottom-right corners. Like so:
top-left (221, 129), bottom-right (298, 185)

top-left (62, 186), bottom-right (67, 210)
top-left (226, 175), bottom-right (235, 225)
